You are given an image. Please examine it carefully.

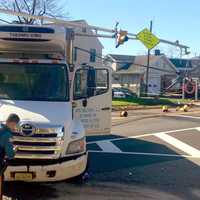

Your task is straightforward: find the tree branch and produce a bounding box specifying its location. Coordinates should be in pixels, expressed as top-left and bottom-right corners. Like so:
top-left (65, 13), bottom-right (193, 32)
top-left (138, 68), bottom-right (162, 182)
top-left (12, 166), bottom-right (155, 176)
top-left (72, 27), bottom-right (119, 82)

top-left (38, 2), bottom-right (46, 16)
top-left (13, 2), bottom-right (23, 24)
top-left (14, 0), bottom-right (22, 12)
top-left (15, 0), bottom-right (30, 23)
top-left (0, 18), bottom-right (11, 24)
top-left (0, 0), bottom-right (69, 24)
top-left (23, 0), bottom-right (31, 14)
top-left (31, 0), bottom-right (37, 15)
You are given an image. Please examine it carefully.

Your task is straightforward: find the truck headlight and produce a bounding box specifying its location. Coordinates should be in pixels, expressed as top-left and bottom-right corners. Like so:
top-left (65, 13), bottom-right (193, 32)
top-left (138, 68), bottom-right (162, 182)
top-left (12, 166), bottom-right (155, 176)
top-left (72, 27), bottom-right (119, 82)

top-left (66, 138), bottom-right (86, 154)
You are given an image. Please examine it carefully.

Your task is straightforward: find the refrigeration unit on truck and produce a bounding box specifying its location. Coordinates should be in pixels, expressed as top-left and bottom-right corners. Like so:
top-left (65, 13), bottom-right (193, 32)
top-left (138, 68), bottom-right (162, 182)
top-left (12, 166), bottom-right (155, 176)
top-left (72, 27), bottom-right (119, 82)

top-left (0, 24), bottom-right (111, 182)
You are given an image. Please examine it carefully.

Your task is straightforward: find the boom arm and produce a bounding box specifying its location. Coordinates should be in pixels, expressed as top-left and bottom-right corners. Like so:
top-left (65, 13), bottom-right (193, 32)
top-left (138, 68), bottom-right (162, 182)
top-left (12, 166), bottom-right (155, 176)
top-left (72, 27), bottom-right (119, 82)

top-left (0, 8), bottom-right (189, 54)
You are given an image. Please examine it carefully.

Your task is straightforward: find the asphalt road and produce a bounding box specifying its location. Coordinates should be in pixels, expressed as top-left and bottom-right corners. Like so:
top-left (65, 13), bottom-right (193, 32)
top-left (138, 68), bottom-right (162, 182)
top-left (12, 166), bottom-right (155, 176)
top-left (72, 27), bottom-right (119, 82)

top-left (5, 111), bottom-right (200, 200)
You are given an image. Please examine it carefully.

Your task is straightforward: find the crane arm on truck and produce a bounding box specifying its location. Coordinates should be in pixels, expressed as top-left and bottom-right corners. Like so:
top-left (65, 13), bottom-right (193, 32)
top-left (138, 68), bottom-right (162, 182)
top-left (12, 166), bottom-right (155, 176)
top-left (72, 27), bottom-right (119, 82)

top-left (0, 8), bottom-right (189, 54)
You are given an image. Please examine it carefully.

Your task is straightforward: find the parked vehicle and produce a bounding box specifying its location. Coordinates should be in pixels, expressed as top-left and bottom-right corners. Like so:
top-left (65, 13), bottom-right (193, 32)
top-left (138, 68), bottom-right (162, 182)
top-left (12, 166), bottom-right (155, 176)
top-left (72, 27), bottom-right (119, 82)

top-left (112, 87), bottom-right (136, 98)
top-left (0, 24), bottom-right (111, 182)
top-left (113, 91), bottom-right (126, 98)
top-left (119, 88), bottom-right (137, 98)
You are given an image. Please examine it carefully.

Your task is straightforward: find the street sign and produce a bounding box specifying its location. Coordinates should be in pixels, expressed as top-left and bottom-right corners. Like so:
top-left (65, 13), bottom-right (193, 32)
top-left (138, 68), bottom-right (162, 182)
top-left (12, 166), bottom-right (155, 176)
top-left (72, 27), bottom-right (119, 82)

top-left (136, 28), bottom-right (160, 49)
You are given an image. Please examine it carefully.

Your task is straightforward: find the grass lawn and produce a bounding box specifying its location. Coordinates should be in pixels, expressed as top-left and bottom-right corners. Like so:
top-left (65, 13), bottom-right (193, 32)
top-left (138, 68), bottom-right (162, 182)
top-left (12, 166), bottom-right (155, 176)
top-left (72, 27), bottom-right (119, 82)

top-left (112, 97), bottom-right (191, 107)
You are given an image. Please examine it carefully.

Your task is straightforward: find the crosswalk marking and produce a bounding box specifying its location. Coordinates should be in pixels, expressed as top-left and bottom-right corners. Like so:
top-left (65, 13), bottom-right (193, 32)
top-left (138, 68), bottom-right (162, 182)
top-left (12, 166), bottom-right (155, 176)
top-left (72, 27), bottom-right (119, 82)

top-left (155, 133), bottom-right (200, 157)
top-left (96, 140), bottom-right (122, 153)
top-left (87, 127), bottom-right (200, 145)
top-left (88, 150), bottom-right (198, 158)
top-left (88, 127), bottom-right (200, 158)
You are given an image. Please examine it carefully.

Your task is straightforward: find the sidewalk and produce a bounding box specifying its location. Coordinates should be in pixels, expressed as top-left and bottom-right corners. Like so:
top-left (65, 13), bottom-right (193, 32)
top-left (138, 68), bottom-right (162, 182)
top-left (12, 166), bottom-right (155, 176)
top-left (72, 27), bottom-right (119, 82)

top-left (112, 107), bottom-right (200, 126)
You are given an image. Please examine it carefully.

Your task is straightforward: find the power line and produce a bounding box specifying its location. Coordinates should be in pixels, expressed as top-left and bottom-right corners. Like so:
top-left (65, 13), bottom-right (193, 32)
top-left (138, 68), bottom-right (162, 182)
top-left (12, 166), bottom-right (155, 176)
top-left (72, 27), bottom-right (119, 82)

top-left (75, 46), bottom-right (177, 75)
top-left (75, 46), bottom-right (184, 93)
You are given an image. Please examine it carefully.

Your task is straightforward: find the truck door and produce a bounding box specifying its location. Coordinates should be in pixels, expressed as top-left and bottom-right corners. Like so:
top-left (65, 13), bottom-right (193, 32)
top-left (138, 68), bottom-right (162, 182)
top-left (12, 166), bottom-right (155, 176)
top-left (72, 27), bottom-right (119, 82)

top-left (72, 66), bottom-right (112, 135)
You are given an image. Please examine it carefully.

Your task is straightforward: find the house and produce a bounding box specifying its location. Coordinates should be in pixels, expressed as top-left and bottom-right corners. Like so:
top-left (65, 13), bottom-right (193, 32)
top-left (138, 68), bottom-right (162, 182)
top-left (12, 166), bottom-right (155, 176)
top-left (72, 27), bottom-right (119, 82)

top-left (71, 20), bottom-right (104, 68)
top-left (169, 58), bottom-right (200, 78)
top-left (190, 58), bottom-right (200, 78)
top-left (169, 58), bottom-right (193, 71)
top-left (105, 51), bottom-right (177, 96)
top-left (163, 58), bottom-right (200, 92)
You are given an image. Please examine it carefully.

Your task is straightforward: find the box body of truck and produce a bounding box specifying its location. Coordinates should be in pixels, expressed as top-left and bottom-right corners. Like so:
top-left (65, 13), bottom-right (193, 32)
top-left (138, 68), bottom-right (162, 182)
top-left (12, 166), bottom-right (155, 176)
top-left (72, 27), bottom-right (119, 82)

top-left (0, 25), bottom-right (111, 182)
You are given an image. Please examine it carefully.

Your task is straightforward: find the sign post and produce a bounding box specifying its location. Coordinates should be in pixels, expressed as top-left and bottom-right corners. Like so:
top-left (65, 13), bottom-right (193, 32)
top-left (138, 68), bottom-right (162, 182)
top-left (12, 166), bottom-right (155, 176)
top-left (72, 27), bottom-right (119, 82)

top-left (195, 80), bottom-right (198, 101)
top-left (147, 21), bottom-right (152, 96)
top-left (136, 23), bottom-right (160, 96)
top-left (182, 78), bottom-right (185, 99)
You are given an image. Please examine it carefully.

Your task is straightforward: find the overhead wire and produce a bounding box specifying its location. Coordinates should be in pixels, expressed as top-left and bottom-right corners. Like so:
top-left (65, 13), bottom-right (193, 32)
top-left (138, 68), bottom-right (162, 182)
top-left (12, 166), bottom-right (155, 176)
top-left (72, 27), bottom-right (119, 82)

top-left (75, 46), bottom-right (180, 95)
top-left (75, 47), bottom-right (177, 75)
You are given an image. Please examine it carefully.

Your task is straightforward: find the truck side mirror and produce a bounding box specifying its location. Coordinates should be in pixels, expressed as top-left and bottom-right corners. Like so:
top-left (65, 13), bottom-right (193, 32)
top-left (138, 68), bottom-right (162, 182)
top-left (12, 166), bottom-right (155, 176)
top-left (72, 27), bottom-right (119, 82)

top-left (87, 68), bottom-right (96, 98)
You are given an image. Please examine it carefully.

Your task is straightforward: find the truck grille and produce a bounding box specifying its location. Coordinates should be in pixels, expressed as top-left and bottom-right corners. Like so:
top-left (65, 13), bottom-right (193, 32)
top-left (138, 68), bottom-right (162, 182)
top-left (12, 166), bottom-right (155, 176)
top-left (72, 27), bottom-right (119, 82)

top-left (12, 124), bottom-right (64, 159)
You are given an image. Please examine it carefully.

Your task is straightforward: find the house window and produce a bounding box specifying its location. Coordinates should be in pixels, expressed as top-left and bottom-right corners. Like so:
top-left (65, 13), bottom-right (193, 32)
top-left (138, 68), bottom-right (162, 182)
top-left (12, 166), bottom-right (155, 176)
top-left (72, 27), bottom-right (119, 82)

top-left (73, 47), bottom-right (77, 62)
top-left (90, 49), bottom-right (96, 62)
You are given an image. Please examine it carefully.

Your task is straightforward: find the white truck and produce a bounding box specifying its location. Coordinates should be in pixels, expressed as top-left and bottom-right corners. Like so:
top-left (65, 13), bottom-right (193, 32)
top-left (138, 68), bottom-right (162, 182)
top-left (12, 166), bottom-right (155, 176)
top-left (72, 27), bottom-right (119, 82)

top-left (0, 24), bottom-right (111, 182)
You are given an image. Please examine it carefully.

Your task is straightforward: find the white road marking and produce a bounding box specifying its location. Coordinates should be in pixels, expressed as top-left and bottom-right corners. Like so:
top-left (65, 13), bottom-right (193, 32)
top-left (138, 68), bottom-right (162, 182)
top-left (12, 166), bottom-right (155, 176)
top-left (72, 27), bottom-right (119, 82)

top-left (96, 140), bottom-right (122, 153)
top-left (87, 126), bottom-right (200, 160)
top-left (155, 133), bottom-right (200, 157)
top-left (172, 115), bottom-right (200, 120)
top-left (87, 127), bottom-right (200, 145)
top-left (88, 150), bottom-right (200, 158)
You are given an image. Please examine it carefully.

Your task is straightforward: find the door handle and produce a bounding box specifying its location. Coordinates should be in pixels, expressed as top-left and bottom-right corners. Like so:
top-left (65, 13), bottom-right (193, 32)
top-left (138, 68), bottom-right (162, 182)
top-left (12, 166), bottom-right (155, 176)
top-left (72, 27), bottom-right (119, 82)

top-left (101, 107), bottom-right (111, 111)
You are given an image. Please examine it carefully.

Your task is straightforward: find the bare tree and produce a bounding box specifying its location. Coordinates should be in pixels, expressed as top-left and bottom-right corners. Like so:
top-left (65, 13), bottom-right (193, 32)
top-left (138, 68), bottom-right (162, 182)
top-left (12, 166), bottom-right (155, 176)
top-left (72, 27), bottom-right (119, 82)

top-left (156, 44), bottom-right (182, 58)
top-left (0, 0), bottom-right (69, 24)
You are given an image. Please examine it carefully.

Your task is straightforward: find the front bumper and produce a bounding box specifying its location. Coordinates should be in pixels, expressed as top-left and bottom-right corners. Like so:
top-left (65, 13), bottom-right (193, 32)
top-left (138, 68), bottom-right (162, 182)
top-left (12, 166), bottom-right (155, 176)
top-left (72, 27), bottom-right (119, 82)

top-left (4, 153), bottom-right (88, 182)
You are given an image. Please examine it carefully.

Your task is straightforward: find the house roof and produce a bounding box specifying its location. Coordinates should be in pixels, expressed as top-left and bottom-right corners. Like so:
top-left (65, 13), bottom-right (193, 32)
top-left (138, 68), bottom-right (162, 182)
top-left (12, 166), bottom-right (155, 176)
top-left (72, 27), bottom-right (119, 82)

top-left (169, 58), bottom-right (193, 69)
top-left (107, 54), bottom-right (177, 74)
top-left (108, 54), bottom-right (135, 63)
top-left (115, 55), bottom-right (164, 74)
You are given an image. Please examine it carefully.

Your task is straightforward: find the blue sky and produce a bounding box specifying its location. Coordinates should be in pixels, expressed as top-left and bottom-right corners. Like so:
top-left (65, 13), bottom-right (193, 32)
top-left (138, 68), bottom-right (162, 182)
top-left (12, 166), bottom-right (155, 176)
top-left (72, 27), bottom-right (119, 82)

top-left (67, 0), bottom-right (199, 57)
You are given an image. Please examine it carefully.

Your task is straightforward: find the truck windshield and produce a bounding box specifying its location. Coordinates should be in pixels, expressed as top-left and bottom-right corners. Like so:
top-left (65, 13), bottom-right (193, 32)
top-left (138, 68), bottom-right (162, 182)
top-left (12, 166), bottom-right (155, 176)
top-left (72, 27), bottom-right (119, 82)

top-left (0, 63), bottom-right (69, 101)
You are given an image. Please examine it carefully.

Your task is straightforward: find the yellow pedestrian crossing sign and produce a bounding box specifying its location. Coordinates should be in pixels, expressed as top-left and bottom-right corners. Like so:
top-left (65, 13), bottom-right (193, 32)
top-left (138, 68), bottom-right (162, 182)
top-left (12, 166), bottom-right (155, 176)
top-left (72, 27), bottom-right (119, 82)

top-left (136, 28), bottom-right (160, 50)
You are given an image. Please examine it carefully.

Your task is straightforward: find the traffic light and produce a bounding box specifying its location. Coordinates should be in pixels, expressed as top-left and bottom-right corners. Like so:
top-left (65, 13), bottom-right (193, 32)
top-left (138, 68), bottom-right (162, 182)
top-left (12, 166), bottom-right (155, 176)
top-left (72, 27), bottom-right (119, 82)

top-left (116, 30), bottom-right (129, 48)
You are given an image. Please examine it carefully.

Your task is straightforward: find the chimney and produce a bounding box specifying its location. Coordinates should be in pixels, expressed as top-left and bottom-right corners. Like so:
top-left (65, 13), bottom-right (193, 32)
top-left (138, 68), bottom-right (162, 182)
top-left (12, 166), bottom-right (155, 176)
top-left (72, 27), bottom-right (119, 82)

top-left (155, 49), bottom-right (161, 56)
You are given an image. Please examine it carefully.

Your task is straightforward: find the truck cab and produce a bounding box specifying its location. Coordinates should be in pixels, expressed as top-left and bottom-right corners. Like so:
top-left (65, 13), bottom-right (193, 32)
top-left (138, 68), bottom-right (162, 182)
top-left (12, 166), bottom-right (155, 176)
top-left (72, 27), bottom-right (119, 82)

top-left (0, 25), bottom-right (111, 182)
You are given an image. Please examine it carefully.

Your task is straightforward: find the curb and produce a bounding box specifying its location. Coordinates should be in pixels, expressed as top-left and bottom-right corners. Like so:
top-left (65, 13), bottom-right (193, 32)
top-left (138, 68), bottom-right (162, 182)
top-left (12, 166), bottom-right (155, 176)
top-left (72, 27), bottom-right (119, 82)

top-left (112, 105), bottom-right (162, 111)
top-left (112, 114), bottom-right (163, 126)
top-left (112, 104), bottom-right (200, 112)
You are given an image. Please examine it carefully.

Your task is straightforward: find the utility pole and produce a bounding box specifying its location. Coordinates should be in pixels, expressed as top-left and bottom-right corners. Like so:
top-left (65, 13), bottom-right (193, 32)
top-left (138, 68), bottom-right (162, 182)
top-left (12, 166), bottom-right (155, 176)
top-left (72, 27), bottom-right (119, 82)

top-left (145, 20), bottom-right (153, 96)
top-left (182, 78), bottom-right (185, 99)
